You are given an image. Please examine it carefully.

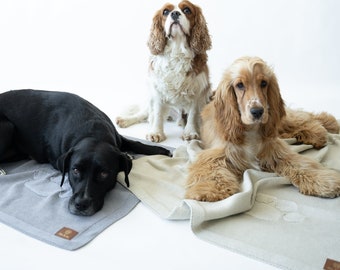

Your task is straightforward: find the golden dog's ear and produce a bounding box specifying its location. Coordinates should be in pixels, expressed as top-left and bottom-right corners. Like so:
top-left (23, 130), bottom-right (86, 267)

top-left (214, 78), bottom-right (245, 144)
top-left (189, 6), bottom-right (211, 54)
top-left (147, 11), bottom-right (167, 55)
top-left (261, 73), bottom-right (286, 139)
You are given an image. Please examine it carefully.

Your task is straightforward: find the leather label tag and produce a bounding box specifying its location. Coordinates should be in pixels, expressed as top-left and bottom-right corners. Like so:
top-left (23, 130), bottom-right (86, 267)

top-left (324, 258), bottom-right (340, 270)
top-left (55, 227), bottom-right (78, 240)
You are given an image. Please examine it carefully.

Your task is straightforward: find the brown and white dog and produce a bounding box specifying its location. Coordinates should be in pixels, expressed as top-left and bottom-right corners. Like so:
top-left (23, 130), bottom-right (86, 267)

top-left (185, 56), bottom-right (340, 202)
top-left (116, 1), bottom-right (212, 143)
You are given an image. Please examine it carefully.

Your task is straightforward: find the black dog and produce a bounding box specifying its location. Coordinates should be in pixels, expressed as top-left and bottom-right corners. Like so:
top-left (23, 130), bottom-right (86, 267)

top-left (0, 89), bottom-right (171, 216)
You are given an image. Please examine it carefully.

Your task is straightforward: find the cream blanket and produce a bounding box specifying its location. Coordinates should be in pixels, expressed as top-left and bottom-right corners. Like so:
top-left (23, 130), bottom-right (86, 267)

top-left (118, 133), bottom-right (340, 270)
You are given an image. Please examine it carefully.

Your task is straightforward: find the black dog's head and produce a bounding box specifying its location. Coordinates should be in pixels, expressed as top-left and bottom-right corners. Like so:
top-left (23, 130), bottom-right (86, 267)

top-left (57, 138), bottom-right (132, 216)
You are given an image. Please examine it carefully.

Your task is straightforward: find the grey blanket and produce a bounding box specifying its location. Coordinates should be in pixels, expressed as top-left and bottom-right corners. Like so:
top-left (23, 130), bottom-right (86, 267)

top-left (0, 160), bottom-right (139, 250)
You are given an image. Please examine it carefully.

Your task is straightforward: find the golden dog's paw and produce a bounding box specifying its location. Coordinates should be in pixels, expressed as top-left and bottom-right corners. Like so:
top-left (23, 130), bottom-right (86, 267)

top-left (295, 169), bottom-right (340, 198)
top-left (299, 187), bottom-right (340, 199)
top-left (146, 132), bottom-right (166, 143)
top-left (295, 132), bottom-right (327, 149)
top-left (185, 180), bottom-right (240, 202)
top-left (185, 191), bottom-right (230, 202)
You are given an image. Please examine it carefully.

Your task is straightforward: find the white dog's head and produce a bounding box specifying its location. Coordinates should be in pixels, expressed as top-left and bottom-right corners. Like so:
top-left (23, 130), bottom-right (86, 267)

top-left (147, 0), bottom-right (211, 55)
top-left (163, 2), bottom-right (192, 38)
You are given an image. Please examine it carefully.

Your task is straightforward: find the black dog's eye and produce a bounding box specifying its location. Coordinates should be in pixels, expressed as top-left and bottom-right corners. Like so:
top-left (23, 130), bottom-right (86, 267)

top-left (236, 82), bottom-right (245, 90)
top-left (100, 171), bottom-right (109, 179)
top-left (72, 168), bottom-right (80, 175)
top-left (260, 80), bottom-right (268, 88)
top-left (163, 9), bottom-right (170, 16)
top-left (183, 7), bottom-right (191, 14)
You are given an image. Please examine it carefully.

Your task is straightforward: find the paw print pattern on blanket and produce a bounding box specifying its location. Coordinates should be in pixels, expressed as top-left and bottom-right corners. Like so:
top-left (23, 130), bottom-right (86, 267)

top-left (246, 193), bottom-right (305, 223)
top-left (24, 166), bottom-right (72, 198)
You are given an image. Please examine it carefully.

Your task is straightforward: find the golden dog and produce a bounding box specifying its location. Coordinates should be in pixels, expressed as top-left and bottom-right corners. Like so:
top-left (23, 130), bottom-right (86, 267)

top-left (185, 56), bottom-right (340, 201)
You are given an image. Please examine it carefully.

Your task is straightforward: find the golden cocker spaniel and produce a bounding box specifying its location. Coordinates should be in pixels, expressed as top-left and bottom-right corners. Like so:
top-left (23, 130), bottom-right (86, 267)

top-left (185, 56), bottom-right (340, 202)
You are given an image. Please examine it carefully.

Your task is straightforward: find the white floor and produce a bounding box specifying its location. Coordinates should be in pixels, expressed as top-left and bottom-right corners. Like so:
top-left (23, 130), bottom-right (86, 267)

top-left (0, 1), bottom-right (339, 269)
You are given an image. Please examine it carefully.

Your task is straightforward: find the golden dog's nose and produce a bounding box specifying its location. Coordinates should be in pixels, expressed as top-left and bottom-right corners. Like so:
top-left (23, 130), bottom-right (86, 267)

top-left (250, 107), bottom-right (264, 119)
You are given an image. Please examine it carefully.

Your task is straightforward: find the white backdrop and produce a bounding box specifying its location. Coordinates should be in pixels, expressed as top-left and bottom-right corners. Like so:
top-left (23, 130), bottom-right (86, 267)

top-left (1, 0), bottom-right (339, 117)
top-left (0, 1), bottom-right (339, 270)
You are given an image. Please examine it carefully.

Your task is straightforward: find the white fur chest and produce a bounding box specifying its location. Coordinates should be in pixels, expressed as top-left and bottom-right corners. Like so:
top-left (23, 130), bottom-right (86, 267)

top-left (149, 40), bottom-right (206, 104)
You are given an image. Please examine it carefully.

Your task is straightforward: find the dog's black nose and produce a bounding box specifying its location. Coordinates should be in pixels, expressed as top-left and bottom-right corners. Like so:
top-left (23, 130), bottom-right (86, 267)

top-left (250, 107), bottom-right (264, 119)
top-left (75, 197), bottom-right (91, 211)
top-left (171, 11), bottom-right (180, 21)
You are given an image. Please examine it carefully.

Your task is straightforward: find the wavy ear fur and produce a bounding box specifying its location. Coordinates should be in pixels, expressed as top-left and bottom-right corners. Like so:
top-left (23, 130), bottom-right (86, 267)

top-left (147, 11), bottom-right (166, 55)
top-left (214, 77), bottom-right (245, 144)
top-left (189, 6), bottom-right (211, 54)
top-left (260, 72), bottom-right (286, 139)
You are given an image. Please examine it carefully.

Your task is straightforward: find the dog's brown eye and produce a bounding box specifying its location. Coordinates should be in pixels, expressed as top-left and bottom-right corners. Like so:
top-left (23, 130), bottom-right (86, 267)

top-left (100, 171), bottom-right (109, 179)
top-left (260, 80), bottom-right (267, 88)
top-left (236, 82), bottom-right (245, 90)
top-left (73, 168), bottom-right (80, 175)
top-left (163, 9), bottom-right (170, 16)
top-left (183, 7), bottom-right (191, 14)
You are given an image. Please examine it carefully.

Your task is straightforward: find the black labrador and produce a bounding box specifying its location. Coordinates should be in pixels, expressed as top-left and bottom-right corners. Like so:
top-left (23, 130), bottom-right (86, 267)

top-left (0, 89), bottom-right (171, 216)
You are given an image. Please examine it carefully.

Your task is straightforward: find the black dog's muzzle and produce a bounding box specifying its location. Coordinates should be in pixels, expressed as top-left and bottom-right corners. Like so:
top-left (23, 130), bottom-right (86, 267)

top-left (68, 193), bottom-right (99, 216)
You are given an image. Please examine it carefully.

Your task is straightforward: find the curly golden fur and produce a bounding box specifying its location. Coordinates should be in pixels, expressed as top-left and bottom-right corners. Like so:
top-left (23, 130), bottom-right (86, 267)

top-left (280, 110), bottom-right (339, 149)
top-left (185, 56), bottom-right (340, 202)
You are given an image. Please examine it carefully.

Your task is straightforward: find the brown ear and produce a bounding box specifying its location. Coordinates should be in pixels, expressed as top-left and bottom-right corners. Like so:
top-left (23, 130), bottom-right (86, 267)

top-left (214, 77), bottom-right (245, 144)
top-left (261, 72), bottom-right (286, 139)
top-left (189, 6), bottom-right (211, 54)
top-left (147, 10), bottom-right (167, 55)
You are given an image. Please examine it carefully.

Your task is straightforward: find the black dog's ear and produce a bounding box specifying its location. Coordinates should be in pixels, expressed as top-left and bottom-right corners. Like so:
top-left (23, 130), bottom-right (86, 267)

top-left (119, 153), bottom-right (133, 187)
top-left (56, 148), bottom-right (73, 187)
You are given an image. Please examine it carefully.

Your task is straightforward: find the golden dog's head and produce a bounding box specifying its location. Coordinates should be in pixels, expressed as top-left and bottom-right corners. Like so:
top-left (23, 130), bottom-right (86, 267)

top-left (214, 56), bottom-right (286, 142)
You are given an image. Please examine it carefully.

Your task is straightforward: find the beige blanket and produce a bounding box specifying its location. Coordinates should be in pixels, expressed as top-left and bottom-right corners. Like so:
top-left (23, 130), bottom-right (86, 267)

top-left (118, 133), bottom-right (340, 270)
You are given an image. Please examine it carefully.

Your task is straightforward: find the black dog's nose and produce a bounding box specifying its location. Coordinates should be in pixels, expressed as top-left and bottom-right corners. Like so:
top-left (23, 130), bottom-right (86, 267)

top-left (171, 11), bottom-right (181, 21)
top-left (250, 107), bottom-right (264, 119)
top-left (75, 197), bottom-right (91, 211)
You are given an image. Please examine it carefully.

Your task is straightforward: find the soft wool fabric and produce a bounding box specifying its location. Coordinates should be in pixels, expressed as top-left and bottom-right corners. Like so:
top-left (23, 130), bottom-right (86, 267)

top-left (118, 133), bottom-right (340, 270)
top-left (0, 160), bottom-right (139, 250)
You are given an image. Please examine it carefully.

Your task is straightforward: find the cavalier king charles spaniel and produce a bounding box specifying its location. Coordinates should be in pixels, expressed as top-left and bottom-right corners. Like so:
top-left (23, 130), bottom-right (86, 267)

top-left (116, 1), bottom-right (211, 143)
top-left (185, 56), bottom-right (340, 202)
